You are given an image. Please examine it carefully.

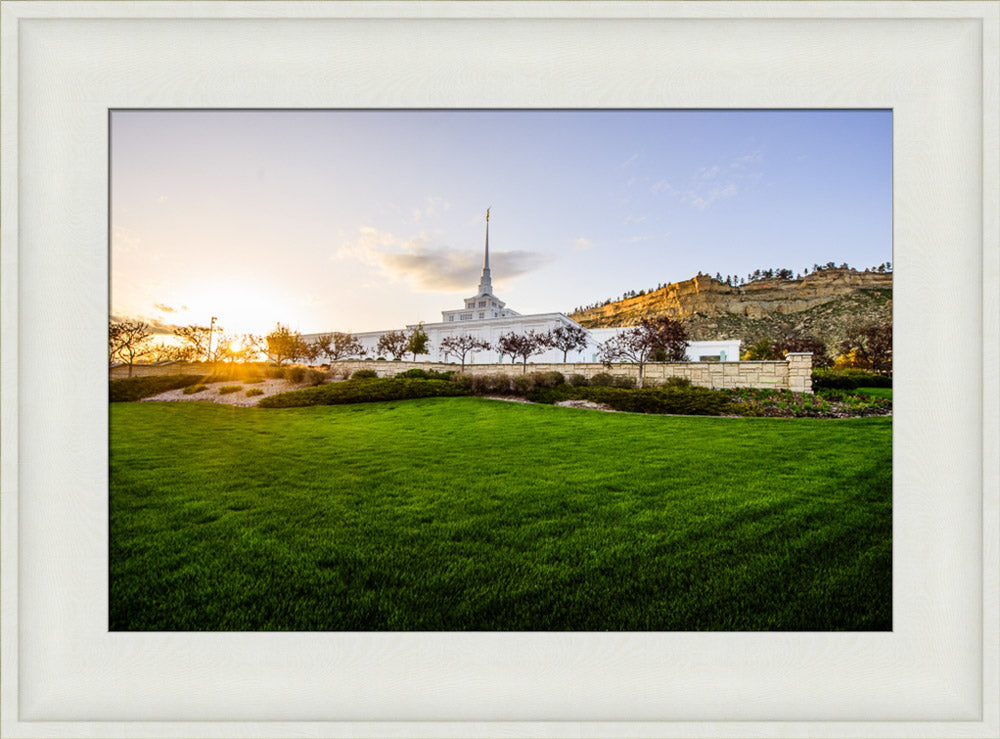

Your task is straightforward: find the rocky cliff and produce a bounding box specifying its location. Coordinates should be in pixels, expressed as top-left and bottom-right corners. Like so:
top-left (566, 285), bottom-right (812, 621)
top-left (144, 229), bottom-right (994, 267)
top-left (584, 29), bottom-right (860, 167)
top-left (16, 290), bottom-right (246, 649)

top-left (569, 269), bottom-right (892, 352)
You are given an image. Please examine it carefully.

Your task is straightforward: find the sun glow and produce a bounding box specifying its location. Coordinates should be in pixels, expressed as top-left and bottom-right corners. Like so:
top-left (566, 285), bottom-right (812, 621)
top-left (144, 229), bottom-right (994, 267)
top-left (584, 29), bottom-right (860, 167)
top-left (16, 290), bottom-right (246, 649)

top-left (175, 279), bottom-right (300, 338)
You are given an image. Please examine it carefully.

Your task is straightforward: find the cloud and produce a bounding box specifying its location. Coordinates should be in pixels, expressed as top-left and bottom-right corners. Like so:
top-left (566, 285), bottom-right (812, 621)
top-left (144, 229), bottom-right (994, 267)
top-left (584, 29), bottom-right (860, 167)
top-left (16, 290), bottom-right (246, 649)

top-left (154, 302), bottom-right (177, 313)
top-left (620, 153), bottom-right (639, 168)
top-left (411, 196), bottom-right (451, 223)
top-left (571, 237), bottom-right (595, 251)
top-left (653, 150), bottom-right (763, 210)
top-left (339, 226), bottom-right (553, 292)
top-left (110, 313), bottom-right (182, 335)
top-left (650, 179), bottom-right (674, 195)
top-left (690, 183), bottom-right (739, 210)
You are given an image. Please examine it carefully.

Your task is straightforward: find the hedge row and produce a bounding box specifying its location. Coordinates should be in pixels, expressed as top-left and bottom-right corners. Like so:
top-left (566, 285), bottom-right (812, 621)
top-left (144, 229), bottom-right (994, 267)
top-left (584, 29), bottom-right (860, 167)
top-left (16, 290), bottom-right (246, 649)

top-left (258, 378), bottom-right (467, 408)
top-left (812, 368), bottom-right (891, 390)
top-left (525, 384), bottom-right (735, 416)
top-left (109, 374), bottom-right (203, 402)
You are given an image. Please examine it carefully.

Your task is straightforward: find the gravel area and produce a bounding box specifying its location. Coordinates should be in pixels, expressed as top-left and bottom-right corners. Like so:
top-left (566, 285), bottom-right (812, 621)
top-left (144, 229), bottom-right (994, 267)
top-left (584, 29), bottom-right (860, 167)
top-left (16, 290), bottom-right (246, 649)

top-left (555, 399), bottom-right (617, 412)
top-left (141, 378), bottom-right (309, 407)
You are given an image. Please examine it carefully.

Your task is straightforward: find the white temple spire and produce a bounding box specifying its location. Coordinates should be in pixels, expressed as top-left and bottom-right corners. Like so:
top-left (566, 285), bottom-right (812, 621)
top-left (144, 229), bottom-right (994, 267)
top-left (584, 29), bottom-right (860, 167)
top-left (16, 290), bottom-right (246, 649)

top-left (477, 207), bottom-right (493, 296)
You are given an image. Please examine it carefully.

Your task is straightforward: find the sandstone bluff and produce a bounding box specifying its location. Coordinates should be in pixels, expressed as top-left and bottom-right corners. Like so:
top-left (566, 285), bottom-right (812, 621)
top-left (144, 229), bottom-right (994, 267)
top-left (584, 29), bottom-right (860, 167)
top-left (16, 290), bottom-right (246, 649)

top-left (569, 268), bottom-right (892, 352)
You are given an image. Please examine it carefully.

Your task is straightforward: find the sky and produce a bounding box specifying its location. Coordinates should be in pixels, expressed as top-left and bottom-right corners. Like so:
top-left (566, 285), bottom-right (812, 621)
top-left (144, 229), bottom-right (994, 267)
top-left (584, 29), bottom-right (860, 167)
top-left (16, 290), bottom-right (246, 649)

top-left (110, 109), bottom-right (892, 338)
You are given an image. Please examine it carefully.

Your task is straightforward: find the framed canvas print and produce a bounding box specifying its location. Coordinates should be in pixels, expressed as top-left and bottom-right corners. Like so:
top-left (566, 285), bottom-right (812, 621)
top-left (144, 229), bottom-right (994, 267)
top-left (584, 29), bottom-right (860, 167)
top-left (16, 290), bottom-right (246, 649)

top-left (1, 1), bottom-right (996, 737)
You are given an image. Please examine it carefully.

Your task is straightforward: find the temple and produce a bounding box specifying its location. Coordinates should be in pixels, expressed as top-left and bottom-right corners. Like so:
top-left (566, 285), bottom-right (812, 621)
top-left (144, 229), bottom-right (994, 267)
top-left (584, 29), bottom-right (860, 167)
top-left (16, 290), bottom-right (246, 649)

top-left (441, 208), bottom-right (520, 324)
top-left (302, 211), bottom-right (740, 365)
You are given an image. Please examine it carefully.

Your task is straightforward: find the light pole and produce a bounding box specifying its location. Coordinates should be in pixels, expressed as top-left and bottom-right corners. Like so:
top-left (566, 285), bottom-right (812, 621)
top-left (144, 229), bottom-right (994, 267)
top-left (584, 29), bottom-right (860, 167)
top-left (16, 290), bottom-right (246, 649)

top-left (208, 316), bottom-right (217, 372)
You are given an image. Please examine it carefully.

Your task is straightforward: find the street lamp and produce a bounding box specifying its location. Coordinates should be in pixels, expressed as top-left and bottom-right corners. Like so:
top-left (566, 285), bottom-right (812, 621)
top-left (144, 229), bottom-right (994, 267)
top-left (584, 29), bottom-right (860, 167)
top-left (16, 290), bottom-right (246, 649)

top-left (208, 316), bottom-right (217, 371)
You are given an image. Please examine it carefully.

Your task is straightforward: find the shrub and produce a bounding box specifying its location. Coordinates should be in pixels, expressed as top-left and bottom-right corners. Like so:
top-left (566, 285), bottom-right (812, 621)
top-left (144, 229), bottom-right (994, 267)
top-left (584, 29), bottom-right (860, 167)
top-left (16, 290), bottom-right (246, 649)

top-left (568, 373), bottom-right (589, 387)
top-left (110, 374), bottom-right (203, 402)
top-left (611, 375), bottom-right (637, 389)
top-left (452, 372), bottom-right (513, 395)
top-left (532, 371), bottom-right (565, 388)
top-left (306, 368), bottom-right (327, 386)
top-left (351, 369), bottom-right (379, 380)
top-left (218, 385), bottom-right (242, 395)
top-left (511, 374), bottom-right (537, 395)
top-left (425, 369), bottom-right (455, 382)
top-left (525, 385), bottom-right (734, 416)
top-left (182, 384), bottom-right (207, 395)
top-left (661, 376), bottom-right (692, 388)
top-left (245, 388), bottom-right (265, 397)
top-left (259, 378), bottom-right (467, 408)
top-left (812, 368), bottom-right (891, 390)
top-left (396, 368), bottom-right (428, 379)
top-left (284, 366), bottom-right (306, 383)
top-left (589, 372), bottom-right (616, 387)
top-left (266, 366), bottom-right (285, 379)
top-left (245, 377), bottom-right (265, 384)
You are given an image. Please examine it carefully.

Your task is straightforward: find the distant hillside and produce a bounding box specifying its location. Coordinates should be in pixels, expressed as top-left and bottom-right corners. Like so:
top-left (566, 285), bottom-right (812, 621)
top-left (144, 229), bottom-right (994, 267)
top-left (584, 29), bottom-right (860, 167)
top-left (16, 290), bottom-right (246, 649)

top-left (569, 269), bottom-right (892, 354)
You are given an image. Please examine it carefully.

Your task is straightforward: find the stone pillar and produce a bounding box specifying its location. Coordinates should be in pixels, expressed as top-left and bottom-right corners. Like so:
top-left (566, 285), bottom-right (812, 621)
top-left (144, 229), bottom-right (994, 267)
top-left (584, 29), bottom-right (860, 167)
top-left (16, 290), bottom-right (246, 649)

top-left (785, 353), bottom-right (813, 394)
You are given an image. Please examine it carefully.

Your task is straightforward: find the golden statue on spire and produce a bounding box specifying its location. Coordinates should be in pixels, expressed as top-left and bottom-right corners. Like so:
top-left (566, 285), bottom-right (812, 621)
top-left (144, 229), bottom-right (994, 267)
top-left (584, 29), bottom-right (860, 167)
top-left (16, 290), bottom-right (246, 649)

top-left (486, 207), bottom-right (490, 222)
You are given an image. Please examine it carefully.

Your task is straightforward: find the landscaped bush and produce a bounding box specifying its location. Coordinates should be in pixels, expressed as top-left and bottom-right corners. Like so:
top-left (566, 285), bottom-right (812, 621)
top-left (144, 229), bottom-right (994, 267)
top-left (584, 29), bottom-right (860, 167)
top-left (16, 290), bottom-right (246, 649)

top-left (812, 368), bottom-right (891, 390)
top-left (724, 386), bottom-right (891, 418)
top-left (258, 377), bottom-right (467, 408)
top-left (568, 373), bottom-right (588, 387)
top-left (661, 376), bottom-right (692, 388)
top-left (182, 384), bottom-right (208, 395)
top-left (306, 368), bottom-right (327, 386)
top-left (351, 369), bottom-right (379, 380)
top-left (110, 374), bottom-right (204, 402)
top-left (452, 372), bottom-right (513, 395)
top-left (611, 375), bottom-right (637, 389)
top-left (245, 388), bottom-right (264, 397)
top-left (526, 385), bottom-right (735, 416)
top-left (589, 372), bottom-right (616, 387)
top-left (284, 366), bottom-right (306, 383)
top-left (511, 374), bottom-right (537, 395)
top-left (218, 385), bottom-right (242, 395)
top-left (266, 366), bottom-right (285, 379)
top-left (395, 368), bottom-right (455, 381)
top-left (532, 371), bottom-right (565, 387)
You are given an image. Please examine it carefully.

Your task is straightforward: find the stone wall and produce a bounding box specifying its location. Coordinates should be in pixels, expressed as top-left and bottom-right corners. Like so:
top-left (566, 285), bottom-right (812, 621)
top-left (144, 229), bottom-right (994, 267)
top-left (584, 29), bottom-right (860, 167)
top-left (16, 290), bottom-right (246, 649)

top-left (333, 353), bottom-right (814, 393)
top-left (112, 354), bottom-right (814, 393)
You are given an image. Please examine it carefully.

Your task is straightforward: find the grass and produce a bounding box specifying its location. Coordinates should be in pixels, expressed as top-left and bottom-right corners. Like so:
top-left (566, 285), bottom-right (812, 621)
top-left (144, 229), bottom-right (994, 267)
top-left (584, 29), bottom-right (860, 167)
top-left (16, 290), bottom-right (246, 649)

top-left (853, 387), bottom-right (893, 399)
top-left (110, 398), bottom-right (892, 631)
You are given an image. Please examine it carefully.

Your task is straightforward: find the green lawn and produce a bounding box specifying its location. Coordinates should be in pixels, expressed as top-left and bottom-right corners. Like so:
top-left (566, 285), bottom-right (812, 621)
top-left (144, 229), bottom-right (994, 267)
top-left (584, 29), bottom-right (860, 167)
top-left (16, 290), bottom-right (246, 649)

top-left (853, 387), bottom-right (893, 399)
top-left (110, 398), bottom-right (892, 631)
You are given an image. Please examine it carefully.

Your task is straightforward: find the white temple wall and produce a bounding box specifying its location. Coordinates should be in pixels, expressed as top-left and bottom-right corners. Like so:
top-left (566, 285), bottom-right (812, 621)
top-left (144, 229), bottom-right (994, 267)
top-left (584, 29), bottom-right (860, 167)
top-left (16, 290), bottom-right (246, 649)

top-left (301, 318), bottom-right (740, 366)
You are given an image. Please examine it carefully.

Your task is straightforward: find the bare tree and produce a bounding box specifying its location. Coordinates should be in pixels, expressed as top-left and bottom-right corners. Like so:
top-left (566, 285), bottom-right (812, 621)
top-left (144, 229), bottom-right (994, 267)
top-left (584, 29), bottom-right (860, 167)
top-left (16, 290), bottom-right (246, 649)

top-left (495, 330), bottom-right (550, 373)
top-left (440, 335), bottom-right (491, 372)
top-left (173, 324), bottom-right (216, 363)
top-left (377, 330), bottom-right (408, 360)
top-left (598, 317), bottom-right (688, 388)
top-left (109, 319), bottom-right (152, 377)
top-left (839, 322), bottom-right (892, 374)
top-left (643, 316), bottom-right (688, 362)
top-left (323, 331), bottom-right (365, 362)
top-left (547, 324), bottom-right (589, 362)
top-left (266, 323), bottom-right (303, 366)
top-left (773, 335), bottom-right (831, 368)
